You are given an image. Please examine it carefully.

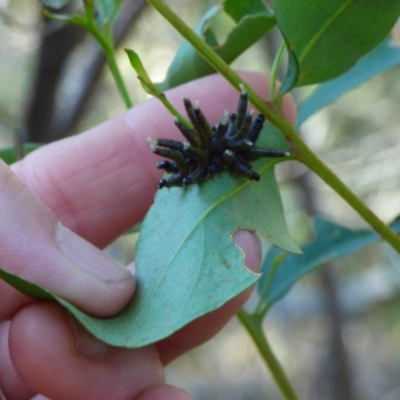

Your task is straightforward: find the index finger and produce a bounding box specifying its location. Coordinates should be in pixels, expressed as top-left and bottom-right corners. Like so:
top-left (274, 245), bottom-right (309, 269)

top-left (12, 72), bottom-right (296, 248)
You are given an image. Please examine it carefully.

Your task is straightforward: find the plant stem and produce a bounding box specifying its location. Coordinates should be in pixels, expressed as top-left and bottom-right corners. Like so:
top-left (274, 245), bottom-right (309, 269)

top-left (88, 24), bottom-right (133, 109)
top-left (147, 0), bottom-right (400, 253)
top-left (106, 48), bottom-right (133, 109)
top-left (237, 310), bottom-right (301, 400)
top-left (46, 0), bottom-right (133, 109)
top-left (292, 148), bottom-right (400, 253)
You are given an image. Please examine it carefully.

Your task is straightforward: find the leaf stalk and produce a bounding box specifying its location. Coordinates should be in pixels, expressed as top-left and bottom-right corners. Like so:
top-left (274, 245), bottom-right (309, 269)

top-left (46, 1), bottom-right (132, 109)
top-left (86, 23), bottom-right (133, 109)
top-left (237, 310), bottom-right (301, 400)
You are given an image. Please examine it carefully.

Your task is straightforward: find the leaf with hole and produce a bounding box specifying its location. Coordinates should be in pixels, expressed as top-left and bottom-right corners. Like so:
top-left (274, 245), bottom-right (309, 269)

top-left (0, 124), bottom-right (298, 348)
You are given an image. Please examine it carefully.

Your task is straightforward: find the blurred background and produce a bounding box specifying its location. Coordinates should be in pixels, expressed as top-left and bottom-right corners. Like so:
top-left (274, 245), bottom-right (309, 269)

top-left (1, 1), bottom-right (400, 399)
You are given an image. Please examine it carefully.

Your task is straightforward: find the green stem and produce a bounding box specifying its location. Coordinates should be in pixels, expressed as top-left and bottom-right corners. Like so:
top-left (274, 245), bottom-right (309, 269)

top-left (46, 0), bottom-right (132, 109)
top-left (292, 149), bottom-right (400, 253)
top-left (146, 0), bottom-right (283, 125)
top-left (147, 0), bottom-right (400, 253)
top-left (237, 310), bottom-right (301, 400)
top-left (88, 24), bottom-right (133, 109)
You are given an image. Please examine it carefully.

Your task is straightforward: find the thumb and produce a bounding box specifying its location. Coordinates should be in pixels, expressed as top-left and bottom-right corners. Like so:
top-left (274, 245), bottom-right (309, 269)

top-left (0, 161), bottom-right (135, 319)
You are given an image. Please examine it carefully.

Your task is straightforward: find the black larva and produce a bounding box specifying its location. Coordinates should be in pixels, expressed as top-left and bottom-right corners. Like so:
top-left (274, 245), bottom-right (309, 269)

top-left (151, 88), bottom-right (289, 189)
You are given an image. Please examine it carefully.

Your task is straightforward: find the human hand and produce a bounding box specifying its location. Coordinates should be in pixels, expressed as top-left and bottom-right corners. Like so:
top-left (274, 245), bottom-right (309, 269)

top-left (0, 72), bottom-right (296, 400)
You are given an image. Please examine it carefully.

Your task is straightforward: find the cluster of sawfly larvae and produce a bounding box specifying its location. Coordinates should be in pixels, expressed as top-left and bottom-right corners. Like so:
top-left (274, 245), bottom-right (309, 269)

top-left (151, 88), bottom-right (289, 189)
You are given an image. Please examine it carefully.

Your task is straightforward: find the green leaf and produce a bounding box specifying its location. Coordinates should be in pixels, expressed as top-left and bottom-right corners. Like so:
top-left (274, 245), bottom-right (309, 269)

top-left (159, 1), bottom-right (276, 90)
top-left (94, 0), bottom-right (121, 26)
top-left (278, 43), bottom-right (299, 95)
top-left (125, 49), bottom-right (159, 97)
top-left (274, 0), bottom-right (400, 86)
top-left (44, 0), bottom-right (121, 28)
top-left (297, 38), bottom-right (400, 127)
top-left (0, 124), bottom-right (299, 348)
top-left (43, 9), bottom-right (87, 26)
top-left (40, 0), bottom-right (68, 8)
top-left (126, 49), bottom-right (191, 127)
top-left (0, 143), bottom-right (41, 165)
top-left (224, 0), bottom-right (273, 21)
top-left (258, 217), bottom-right (400, 308)
top-left (0, 268), bottom-right (54, 302)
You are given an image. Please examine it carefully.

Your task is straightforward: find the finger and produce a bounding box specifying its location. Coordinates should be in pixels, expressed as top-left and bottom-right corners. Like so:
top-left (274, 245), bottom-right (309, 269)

top-left (0, 321), bottom-right (35, 399)
top-left (30, 389), bottom-right (191, 400)
top-left (0, 161), bottom-right (135, 319)
top-left (12, 72), bottom-right (296, 248)
top-left (9, 303), bottom-right (164, 400)
top-left (156, 229), bottom-right (261, 365)
top-left (136, 385), bottom-right (191, 400)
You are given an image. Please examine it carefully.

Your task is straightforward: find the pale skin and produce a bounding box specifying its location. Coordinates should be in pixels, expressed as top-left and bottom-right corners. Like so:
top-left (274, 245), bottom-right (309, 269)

top-left (0, 72), bottom-right (296, 400)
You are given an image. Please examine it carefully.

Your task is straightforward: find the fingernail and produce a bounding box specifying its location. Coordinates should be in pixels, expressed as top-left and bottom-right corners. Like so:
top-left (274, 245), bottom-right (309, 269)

top-left (69, 314), bottom-right (107, 358)
top-left (57, 223), bottom-right (134, 283)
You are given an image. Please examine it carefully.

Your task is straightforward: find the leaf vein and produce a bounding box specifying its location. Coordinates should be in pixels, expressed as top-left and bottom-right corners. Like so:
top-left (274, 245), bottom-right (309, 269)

top-left (299, 0), bottom-right (352, 63)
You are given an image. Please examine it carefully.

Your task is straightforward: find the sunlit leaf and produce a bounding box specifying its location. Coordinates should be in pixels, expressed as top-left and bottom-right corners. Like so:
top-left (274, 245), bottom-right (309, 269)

top-left (159, 1), bottom-right (275, 90)
top-left (258, 217), bottom-right (400, 308)
top-left (297, 38), bottom-right (400, 127)
top-left (275, 0), bottom-right (400, 86)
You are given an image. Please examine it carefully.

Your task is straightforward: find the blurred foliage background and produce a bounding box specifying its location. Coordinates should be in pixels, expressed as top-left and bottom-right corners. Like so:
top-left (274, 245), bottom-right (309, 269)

top-left (1, 1), bottom-right (400, 399)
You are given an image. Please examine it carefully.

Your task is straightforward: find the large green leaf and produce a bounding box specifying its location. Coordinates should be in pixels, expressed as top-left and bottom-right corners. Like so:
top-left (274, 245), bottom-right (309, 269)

top-left (275, 0), bottom-right (400, 87)
top-left (0, 124), bottom-right (299, 348)
top-left (258, 217), bottom-right (400, 308)
top-left (159, 0), bottom-right (275, 90)
top-left (297, 38), bottom-right (400, 127)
